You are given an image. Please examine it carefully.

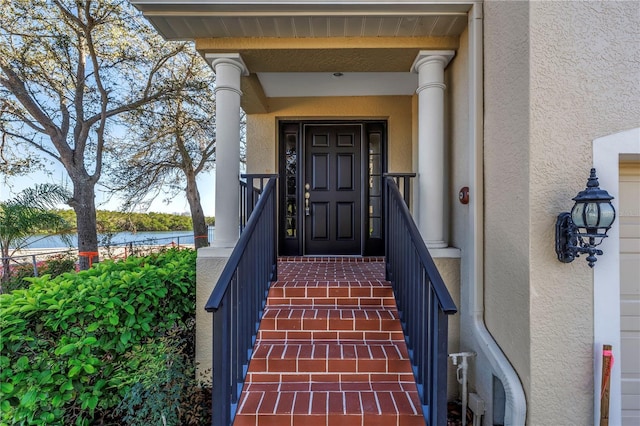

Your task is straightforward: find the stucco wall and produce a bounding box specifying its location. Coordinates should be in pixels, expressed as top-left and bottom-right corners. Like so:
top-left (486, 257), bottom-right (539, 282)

top-left (449, 26), bottom-right (470, 251)
top-left (484, 1), bottom-right (532, 415)
top-left (246, 96), bottom-right (413, 174)
top-left (195, 247), bottom-right (234, 383)
top-left (485, 1), bottom-right (640, 424)
top-left (434, 257), bottom-right (461, 402)
top-left (528, 2), bottom-right (640, 424)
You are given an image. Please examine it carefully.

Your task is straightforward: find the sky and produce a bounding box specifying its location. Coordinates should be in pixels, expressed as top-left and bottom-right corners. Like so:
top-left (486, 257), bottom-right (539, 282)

top-left (1, 161), bottom-right (217, 216)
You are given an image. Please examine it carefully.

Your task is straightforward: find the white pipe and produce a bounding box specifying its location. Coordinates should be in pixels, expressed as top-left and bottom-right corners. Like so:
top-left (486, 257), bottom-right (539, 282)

top-left (450, 352), bottom-right (477, 426)
top-left (465, 4), bottom-right (527, 425)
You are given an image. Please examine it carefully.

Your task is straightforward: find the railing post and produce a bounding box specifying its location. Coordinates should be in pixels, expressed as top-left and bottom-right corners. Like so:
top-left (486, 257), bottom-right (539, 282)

top-left (271, 188), bottom-right (278, 282)
top-left (434, 307), bottom-right (449, 426)
top-left (211, 301), bottom-right (231, 426)
top-left (240, 174), bottom-right (278, 234)
top-left (384, 173), bottom-right (416, 208)
top-left (31, 255), bottom-right (38, 277)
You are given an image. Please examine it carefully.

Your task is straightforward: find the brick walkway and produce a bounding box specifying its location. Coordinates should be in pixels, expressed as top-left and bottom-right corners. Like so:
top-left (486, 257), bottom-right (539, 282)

top-left (233, 257), bottom-right (425, 426)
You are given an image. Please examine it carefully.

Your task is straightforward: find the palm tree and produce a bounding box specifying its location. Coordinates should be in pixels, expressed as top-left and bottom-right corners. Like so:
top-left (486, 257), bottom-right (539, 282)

top-left (0, 184), bottom-right (71, 288)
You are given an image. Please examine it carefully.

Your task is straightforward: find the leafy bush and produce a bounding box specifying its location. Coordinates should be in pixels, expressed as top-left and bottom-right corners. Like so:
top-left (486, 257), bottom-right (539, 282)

top-left (112, 318), bottom-right (210, 426)
top-left (0, 249), bottom-right (198, 425)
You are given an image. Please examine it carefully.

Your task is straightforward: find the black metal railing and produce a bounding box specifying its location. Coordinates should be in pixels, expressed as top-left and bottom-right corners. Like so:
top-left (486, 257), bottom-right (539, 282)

top-left (240, 174), bottom-right (278, 232)
top-left (384, 176), bottom-right (457, 426)
top-left (384, 173), bottom-right (416, 207)
top-left (205, 176), bottom-right (278, 426)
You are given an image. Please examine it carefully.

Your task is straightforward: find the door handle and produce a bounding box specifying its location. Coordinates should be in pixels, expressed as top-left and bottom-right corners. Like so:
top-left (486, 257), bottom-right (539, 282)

top-left (304, 183), bottom-right (310, 216)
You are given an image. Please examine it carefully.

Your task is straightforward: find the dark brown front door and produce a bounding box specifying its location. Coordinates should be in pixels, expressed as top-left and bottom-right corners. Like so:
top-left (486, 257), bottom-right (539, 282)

top-left (304, 124), bottom-right (362, 255)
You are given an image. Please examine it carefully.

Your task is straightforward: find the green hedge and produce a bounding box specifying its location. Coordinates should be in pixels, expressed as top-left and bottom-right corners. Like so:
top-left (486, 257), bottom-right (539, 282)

top-left (0, 249), bottom-right (198, 425)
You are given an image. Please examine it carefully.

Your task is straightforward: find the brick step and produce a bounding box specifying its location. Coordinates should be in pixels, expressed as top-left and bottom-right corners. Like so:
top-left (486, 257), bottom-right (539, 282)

top-left (276, 260), bottom-right (386, 283)
top-left (259, 307), bottom-right (402, 332)
top-left (233, 387), bottom-right (425, 426)
top-left (244, 371), bottom-right (418, 385)
top-left (256, 329), bottom-right (406, 342)
top-left (248, 342), bottom-right (412, 374)
top-left (267, 280), bottom-right (394, 307)
top-left (269, 280), bottom-right (392, 295)
top-left (266, 296), bottom-right (396, 308)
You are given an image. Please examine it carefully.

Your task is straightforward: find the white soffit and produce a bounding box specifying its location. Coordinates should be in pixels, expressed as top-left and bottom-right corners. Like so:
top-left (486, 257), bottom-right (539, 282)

top-left (131, 1), bottom-right (472, 40)
top-left (257, 72), bottom-right (418, 97)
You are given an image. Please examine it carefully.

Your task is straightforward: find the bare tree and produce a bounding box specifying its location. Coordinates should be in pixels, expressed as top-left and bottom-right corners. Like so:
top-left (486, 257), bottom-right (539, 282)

top-left (105, 52), bottom-right (217, 249)
top-left (0, 0), bottom-right (190, 267)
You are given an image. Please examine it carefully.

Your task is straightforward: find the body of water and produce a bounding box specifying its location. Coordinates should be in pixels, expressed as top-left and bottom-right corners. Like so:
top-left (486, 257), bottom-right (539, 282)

top-left (23, 227), bottom-right (214, 249)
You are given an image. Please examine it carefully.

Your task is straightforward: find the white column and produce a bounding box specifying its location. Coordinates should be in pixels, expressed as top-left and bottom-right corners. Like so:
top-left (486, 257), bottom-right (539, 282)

top-left (412, 51), bottom-right (455, 249)
top-left (206, 54), bottom-right (248, 248)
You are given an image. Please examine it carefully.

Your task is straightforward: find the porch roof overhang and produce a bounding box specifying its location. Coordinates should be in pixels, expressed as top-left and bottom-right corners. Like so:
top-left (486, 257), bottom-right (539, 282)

top-left (131, 1), bottom-right (475, 113)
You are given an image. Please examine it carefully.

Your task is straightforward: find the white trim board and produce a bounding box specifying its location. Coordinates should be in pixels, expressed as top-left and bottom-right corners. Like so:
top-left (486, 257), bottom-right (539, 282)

top-left (593, 127), bottom-right (640, 426)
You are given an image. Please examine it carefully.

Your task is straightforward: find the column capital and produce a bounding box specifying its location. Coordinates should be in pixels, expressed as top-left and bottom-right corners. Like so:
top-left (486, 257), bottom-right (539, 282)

top-left (205, 53), bottom-right (249, 77)
top-left (411, 50), bottom-right (456, 74)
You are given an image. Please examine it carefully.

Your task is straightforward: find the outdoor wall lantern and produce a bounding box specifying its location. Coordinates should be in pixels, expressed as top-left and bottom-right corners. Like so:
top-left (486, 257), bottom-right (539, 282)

top-left (555, 168), bottom-right (616, 268)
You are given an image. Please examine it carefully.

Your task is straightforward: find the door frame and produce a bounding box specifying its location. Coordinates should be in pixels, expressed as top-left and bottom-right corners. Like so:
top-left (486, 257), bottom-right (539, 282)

top-left (278, 120), bottom-right (387, 256)
top-left (593, 127), bottom-right (640, 426)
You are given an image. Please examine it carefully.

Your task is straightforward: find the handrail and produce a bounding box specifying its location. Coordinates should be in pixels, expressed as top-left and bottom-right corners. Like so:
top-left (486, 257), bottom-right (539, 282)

top-left (384, 176), bottom-right (457, 426)
top-left (205, 176), bottom-right (278, 426)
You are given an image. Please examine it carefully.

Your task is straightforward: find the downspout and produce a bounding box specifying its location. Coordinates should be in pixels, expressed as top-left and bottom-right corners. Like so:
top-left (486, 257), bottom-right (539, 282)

top-left (465, 4), bottom-right (527, 425)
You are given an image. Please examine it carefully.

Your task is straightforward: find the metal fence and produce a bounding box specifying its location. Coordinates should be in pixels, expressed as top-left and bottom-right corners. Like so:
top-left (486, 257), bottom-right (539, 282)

top-left (1, 231), bottom-right (207, 283)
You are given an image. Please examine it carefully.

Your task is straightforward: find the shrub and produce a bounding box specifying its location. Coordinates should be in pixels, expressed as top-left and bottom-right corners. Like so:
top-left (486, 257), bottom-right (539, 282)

top-left (0, 249), bottom-right (197, 426)
top-left (112, 318), bottom-right (211, 426)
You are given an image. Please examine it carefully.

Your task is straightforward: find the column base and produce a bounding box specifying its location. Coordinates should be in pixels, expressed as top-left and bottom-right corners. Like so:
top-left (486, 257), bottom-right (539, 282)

top-left (425, 240), bottom-right (448, 249)
top-left (211, 238), bottom-right (238, 249)
top-left (429, 247), bottom-right (462, 259)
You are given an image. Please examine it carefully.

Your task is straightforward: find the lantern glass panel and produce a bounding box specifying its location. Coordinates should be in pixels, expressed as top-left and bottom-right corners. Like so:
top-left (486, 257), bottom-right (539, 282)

top-left (584, 203), bottom-right (600, 228)
top-left (571, 203), bottom-right (586, 227)
top-left (598, 202), bottom-right (615, 228)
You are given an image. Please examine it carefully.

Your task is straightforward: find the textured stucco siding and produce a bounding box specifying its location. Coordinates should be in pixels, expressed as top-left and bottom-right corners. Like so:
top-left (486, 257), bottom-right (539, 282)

top-left (434, 257), bottom-right (461, 402)
top-left (484, 0), bottom-right (532, 412)
top-left (529, 2), bottom-right (640, 425)
top-left (449, 25), bottom-right (470, 252)
top-left (485, 1), bottom-right (640, 424)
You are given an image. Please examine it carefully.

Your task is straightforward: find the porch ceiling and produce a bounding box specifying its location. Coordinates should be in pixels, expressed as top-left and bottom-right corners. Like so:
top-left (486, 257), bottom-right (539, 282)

top-left (132, 1), bottom-right (472, 112)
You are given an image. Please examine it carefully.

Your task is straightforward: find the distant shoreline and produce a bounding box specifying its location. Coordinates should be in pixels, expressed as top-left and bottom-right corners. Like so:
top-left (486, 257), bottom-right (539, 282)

top-left (21, 227), bottom-right (214, 250)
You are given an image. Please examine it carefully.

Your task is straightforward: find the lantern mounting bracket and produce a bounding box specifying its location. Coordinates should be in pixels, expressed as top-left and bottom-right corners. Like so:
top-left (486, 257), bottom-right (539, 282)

top-left (555, 212), bottom-right (604, 267)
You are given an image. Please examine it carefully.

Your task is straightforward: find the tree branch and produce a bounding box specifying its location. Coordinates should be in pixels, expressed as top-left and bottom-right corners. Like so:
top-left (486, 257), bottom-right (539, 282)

top-left (0, 64), bottom-right (71, 160)
top-left (1, 129), bottom-right (62, 163)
